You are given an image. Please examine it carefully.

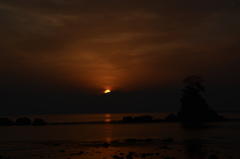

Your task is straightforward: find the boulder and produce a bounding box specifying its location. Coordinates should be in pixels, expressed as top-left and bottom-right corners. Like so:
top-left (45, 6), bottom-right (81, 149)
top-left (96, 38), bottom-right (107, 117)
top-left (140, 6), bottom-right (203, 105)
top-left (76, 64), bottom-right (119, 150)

top-left (123, 115), bottom-right (153, 123)
top-left (32, 118), bottom-right (47, 126)
top-left (122, 116), bottom-right (133, 122)
top-left (124, 139), bottom-right (138, 142)
top-left (102, 142), bottom-right (110, 148)
top-left (162, 138), bottom-right (174, 142)
top-left (133, 115), bottom-right (153, 122)
top-left (208, 154), bottom-right (218, 159)
top-left (0, 118), bottom-right (14, 126)
top-left (165, 113), bottom-right (178, 122)
top-left (15, 117), bottom-right (31, 125)
top-left (144, 138), bottom-right (153, 142)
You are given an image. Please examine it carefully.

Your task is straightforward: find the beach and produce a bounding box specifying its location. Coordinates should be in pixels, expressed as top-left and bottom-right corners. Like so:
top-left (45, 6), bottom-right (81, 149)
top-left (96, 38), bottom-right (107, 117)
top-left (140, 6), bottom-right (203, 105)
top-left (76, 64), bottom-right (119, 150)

top-left (0, 113), bottom-right (240, 159)
top-left (1, 136), bottom-right (239, 159)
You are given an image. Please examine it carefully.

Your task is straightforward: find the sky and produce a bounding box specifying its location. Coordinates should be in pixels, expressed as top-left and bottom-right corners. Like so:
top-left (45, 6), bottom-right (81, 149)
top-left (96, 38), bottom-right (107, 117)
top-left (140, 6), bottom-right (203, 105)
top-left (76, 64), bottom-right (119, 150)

top-left (0, 0), bottom-right (240, 115)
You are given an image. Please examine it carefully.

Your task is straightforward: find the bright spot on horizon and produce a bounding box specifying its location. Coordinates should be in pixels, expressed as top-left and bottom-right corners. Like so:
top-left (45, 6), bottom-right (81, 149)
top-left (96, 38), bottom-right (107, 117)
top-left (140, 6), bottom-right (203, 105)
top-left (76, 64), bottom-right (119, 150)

top-left (105, 114), bottom-right (111, 122)
top-left (104, 89), bottom-right (111, 93)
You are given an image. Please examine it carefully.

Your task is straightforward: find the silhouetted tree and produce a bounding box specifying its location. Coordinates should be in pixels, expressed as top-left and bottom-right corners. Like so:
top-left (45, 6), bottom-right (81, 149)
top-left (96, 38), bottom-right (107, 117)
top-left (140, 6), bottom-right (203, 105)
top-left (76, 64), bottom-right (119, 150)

top-left (182, 75), bottom-right (205, 96)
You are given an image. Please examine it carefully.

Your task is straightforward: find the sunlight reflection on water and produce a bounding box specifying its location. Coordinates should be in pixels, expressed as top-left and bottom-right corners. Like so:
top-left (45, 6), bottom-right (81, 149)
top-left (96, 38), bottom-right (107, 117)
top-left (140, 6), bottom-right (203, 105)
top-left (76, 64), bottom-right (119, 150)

top-left (0, 113), bottom-right (240, 143)
top-left (104, 113), bottom-right (111, 123)
top-left (0, 113), bottom-right (240, 159)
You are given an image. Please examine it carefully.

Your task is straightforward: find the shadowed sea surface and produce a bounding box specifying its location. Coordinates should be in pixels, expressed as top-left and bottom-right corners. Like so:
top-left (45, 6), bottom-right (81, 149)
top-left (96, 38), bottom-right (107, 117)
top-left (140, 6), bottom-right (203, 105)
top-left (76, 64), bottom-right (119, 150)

top-left (0, 112), bottom-right (240, 159)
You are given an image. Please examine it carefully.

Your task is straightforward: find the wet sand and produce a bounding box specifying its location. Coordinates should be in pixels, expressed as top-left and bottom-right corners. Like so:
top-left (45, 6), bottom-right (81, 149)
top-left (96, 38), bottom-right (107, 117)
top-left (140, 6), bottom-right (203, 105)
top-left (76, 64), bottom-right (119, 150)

top-left (0, 138), bottom-right (239, 159)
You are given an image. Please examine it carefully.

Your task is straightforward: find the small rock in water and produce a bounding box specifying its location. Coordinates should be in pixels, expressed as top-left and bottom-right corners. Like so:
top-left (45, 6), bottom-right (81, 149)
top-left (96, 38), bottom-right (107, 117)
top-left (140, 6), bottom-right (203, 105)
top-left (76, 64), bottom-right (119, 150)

top-left (113, 155), bottom-right (124, 159)
top-left (141, 153), bottom-right (147, 158)
top-left (32, 118), bottom-right (47, 126)
top-left (208, 154), bottom-right (218, 159)
top-left (0, 118), bottom-right (14, 126)
top-left (76, 151), bottom-right (84, 155)
top-left (112, 155), bottom-right (120, 159)
top-left (15, 117), bottom-right (32, 125)
top-left (102, 142), bottom-right (110, 148)
top-left (165, 113), bottom-right (178, 122)
top-left (53, 143), bottom-right (61, 146)
top-left (125, 139), bottom-right (138, 142)
top-left (144, 138), bottom-right (153, 142)
top-left (159, 146), bottom-right (171, 150)
top-left (126, 151), bottom-right (135, 159)
top-left (162, 138), bottom-right (174, 142)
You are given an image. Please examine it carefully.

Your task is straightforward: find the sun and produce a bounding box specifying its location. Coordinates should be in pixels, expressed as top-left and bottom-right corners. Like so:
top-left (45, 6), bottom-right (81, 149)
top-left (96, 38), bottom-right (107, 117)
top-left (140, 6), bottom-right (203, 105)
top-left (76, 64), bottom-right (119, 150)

top-left (104, 89), bottom-right (111, 93)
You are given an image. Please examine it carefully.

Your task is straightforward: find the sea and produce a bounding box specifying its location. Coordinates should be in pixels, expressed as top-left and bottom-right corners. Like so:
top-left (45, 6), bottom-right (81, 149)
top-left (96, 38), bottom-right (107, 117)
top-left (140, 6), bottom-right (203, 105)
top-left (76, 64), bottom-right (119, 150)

top-left (0, 112), bottom-right (240, 159)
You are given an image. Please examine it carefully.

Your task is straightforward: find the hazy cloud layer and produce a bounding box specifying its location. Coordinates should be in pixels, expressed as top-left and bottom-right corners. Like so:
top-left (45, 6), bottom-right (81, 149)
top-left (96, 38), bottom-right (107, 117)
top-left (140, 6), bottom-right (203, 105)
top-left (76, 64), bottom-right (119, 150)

top-left (1, 0), bottom-right (240, 114)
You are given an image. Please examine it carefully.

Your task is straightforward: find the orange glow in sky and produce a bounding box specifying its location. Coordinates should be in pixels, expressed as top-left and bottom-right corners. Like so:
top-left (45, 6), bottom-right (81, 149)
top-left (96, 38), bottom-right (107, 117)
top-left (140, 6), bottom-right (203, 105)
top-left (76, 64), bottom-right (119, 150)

top-left (1, 0), bottom-right (240, 114)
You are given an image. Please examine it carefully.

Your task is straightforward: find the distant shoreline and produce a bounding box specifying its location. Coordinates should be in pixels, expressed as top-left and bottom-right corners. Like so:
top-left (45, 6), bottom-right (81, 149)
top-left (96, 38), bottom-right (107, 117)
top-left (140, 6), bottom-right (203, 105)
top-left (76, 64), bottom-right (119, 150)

top-left (48, 119), bottom-right (240, 125)
top-left (1, 112), bottom-right (240, 126)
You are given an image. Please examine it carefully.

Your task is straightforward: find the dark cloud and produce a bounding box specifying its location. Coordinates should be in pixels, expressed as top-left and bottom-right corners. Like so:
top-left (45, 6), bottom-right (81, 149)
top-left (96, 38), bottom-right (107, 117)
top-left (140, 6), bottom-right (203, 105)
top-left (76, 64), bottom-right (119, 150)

top-left (0, 0), bottom-right (240, 114)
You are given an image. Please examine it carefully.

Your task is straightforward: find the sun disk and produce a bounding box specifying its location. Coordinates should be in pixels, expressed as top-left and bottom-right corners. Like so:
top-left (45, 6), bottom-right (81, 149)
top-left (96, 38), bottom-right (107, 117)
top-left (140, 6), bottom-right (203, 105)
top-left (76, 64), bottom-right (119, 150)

top-left (104, 89), bottom-right (111, 93)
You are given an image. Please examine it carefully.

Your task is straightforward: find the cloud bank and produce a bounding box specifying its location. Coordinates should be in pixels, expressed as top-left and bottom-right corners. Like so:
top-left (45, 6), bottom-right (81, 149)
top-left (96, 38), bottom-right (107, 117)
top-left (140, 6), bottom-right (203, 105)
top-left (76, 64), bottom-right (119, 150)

top-left (0, 0), bottom-right (240, 114)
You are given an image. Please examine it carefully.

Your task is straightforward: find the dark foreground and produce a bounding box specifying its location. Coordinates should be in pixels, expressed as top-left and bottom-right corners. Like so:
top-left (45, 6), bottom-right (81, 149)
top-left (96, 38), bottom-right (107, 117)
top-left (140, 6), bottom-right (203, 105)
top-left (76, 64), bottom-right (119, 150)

top-left (0, 137), bottom-right (239, 159)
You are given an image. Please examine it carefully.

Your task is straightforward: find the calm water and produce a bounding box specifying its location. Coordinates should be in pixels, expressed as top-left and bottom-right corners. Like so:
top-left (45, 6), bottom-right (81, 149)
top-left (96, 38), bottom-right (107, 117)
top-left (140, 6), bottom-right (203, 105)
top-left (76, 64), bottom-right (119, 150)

top-left (0, 112), bottom-right (240, 142)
